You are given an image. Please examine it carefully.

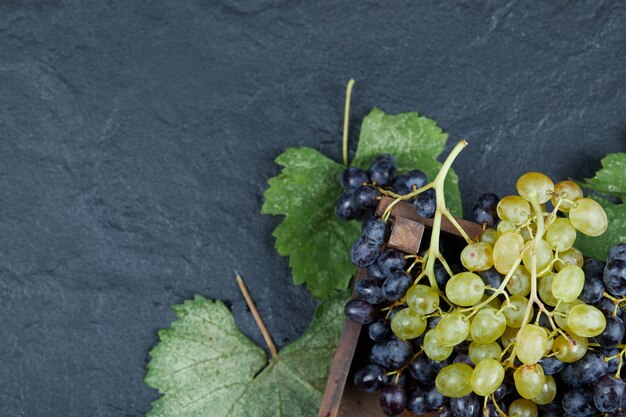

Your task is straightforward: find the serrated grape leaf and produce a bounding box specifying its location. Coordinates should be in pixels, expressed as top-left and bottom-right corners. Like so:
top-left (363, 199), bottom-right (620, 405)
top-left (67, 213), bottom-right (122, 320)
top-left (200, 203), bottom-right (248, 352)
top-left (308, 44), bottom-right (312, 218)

top-left (261, 147), bottom-right (361, 298)
top-left (576, 153), bottom-right (626, 260)
top-left (352, 107), bottom-right (463, 216)
top-left (145, 291), bottom-right (347, 417)
top-left (262, 109), bottom-right (462, 298)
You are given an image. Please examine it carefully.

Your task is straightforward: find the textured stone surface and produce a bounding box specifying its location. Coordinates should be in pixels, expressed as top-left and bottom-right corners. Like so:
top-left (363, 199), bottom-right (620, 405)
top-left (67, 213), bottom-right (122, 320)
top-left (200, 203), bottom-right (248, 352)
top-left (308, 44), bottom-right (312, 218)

top-left (0, 1), bottom-right (624, 415)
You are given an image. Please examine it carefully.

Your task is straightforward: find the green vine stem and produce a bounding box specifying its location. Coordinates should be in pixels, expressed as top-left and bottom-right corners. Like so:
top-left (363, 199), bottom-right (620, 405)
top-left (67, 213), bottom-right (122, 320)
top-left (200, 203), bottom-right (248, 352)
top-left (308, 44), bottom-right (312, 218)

top-left (342, 79), bottom-right (356, 167)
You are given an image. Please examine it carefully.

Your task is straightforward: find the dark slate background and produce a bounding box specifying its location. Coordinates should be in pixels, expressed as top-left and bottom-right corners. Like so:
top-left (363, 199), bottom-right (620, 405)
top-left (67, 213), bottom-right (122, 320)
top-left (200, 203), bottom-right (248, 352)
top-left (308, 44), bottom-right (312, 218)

top-left (0, 1), bottom-right (625, 415)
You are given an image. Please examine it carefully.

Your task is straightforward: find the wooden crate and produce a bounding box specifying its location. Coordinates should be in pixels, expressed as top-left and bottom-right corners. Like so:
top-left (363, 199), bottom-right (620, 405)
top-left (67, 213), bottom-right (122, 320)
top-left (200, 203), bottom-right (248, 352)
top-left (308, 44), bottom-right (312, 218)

top-left (318, 197), bottom-right (483, 417)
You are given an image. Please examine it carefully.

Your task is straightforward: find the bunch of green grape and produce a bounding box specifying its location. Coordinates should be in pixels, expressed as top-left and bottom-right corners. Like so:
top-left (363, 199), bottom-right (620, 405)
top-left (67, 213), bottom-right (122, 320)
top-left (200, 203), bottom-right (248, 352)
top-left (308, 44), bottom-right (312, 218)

top-left (392, 172), bottom-right (614, 411)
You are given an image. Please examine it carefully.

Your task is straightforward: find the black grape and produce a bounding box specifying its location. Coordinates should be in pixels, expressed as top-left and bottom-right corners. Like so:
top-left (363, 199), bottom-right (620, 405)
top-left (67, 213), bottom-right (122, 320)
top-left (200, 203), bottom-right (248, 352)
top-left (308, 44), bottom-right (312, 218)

top-left (583, 258), bottom-right (606, 279)
top-left (595, 297), bottom-right (622, 317)
top-left (492, 383), bottom-right (509, 401)
top-left (598, 316), bottom-right (625, 347)
top-left (377, 249), bottom-right (406, 276)
top-left (350, 237), bottom-right (381, 268)
top-left (473, 193), bottom-right (499, 226)
top-left (405, 169), bottom-right (428, 189)
top-left (479, 267), bottom-right (503, 289)
top-left (368, 319), bottom-right (391, 342)
top-left (414, 188), bottom-right (436, 218)
top-left (383, 339), bottom-right (413, 369)
top-left (362, 218), bottom-right (388, 248)
top-left (382, 271), bottom-right (412, 301)
top-left (367, 263), bottom-right (388, 281)
top-left (380, 383), bottom-right (407, 416)
top-left (369, 154), bottom-right (397, 187)
top-left (409, 354), bottom-right (437, 385)
top-left (450, 394), bottom-right (481, 417)
top-left (539, 356), bottom-right (565, 375)
top-left (560, 350), bottom-right (607, 385)
top-left (453, 352), bottom-right (473, 366)
top-left (562, 388), bottom-right (597, 417)
top-left (356, 278), bottom-right (385, 305)
top-left (540, 401), bottom-right (564, 417)
top-left (353, 364), bottom-right (388, 393)
top-left (609, 243), bottom-right (626, 263)
top-left (335, 192), bottom-right (359, 220)
top-left (407, 386), bottom-right (429, 415)
top-left (392, 176), bottom-right (412, 197)
top-left (603, 348), bottom-right (620, 373)
top-left (344, 299), bottom-right (379, 324)
top-left (604, 259), bottom-right (626, 296)
top-left (434, 261), bottom-right (451, 288)
top-left (594, 374), bottom-right (626, 413)
top-left (340, 167), bottom-right (369, 191)
top-left (353, 185), bottom-right (381, 210)
top-left (579, 275), bottom-right (605, 304)
top-left (437, 405), bottom-right (453, 417)
top-left (424, 384), bottom-right (446, 409)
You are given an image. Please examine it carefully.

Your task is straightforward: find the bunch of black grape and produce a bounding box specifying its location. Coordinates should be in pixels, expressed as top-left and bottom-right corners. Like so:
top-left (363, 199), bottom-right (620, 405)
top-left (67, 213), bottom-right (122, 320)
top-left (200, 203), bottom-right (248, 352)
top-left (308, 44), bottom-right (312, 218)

top-left (335, 154), bottom-right (436, 222)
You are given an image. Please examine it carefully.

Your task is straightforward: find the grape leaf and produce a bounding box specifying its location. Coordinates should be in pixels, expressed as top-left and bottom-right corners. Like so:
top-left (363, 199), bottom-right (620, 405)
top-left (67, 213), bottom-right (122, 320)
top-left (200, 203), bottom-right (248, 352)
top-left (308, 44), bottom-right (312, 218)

top-left (262, 109), bottom-right (462, 298)
top-left (145, 291), bottom-right (347, 417)
top-left (352, 107), bottom-right (463, 216)
top-left (261, 147), bottom-right (361, 298)
top-left (576, 153), bottom-right (626, 260)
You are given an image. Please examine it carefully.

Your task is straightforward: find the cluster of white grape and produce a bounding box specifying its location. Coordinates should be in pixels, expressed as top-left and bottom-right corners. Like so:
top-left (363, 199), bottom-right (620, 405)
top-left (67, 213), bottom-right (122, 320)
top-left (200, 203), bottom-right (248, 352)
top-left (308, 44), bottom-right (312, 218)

top-left (390, 172), bottom-right (611, 413)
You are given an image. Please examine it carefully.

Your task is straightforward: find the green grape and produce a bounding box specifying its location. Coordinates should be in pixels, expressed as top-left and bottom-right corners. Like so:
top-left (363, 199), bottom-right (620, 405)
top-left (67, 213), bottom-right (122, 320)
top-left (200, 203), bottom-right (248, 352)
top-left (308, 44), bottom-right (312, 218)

top-left (537, 274), bottom-right (558, 306)
top-left (481, 228), bottom-right (498, 245)
top-left (460, 242), bottom-right (494, 272)
top-left (470, 358), bottom-right (504, 396)
top-left (552, 180), bottom-right (583, 212)
top-left (516, 172), bottom-right (554, 204)
top-left (507, 265), bottom-right (531, 297)
top-left (501, 326), bottom-right (518, 348)
top-left (554, 247), bottom-right (583, 271)
top-left (503, 295), bottom-right (530, 328)
top-left (569, 198), bottom-right (608, 237)
top-left (470, 307), bottom-right (506, 344)
top-left (406, 285), bottom-right (440, 315)
top-left (520, 226), bottom-right (534, 242)
top-left (552, 265), bottom-right (584, 302)
top-left (542, 327), bottom-right (553, 354)
top-left (522, 239), bottom-right (553, 275)
top-left (497, 220), bottom-right (517, 235)
top-left (446, 273), bottom-right (485, 307)
top-left (567, 304), bottom-right (606, 337)
top-left (532, 375), bottom-right (557, 405)
top-left (509, 398), bottom-right (539, 417)
top-left (423, 328), bottom-right (453, 361)
top-left (493, 231), bottom-right (525, 274)
top-left (436, 311), bottom-right (470, 347)
top-left (468, 340), bottom-right (502, 364)
top-left (481, 294), bottom-right (502, 310)
top-left (515, 324), bottom-right (549, 364)
top-left (497, 195), bottom-right (531, 225)
top-left (514, 364), bottom-right (545, 399)
top-left (435, 363), bottom-right (474, 398)
top-left (554, 299), bottom-right (583, 331)
top-left (545, 218), bottom-right (576, 251)
top-left (552, 333), bottom-right (588, 362)
top-left (391, 308), bottom-right (426, 339)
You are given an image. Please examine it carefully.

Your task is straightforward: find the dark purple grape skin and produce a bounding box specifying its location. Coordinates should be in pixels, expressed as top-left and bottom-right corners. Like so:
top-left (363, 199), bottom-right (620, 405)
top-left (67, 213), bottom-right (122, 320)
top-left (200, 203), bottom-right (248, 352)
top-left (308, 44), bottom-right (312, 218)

top-left (594, 374), bottom-right (626, 413)
top-left (479, 268), bottom-right (503, 289)
top-left (392, 177), bottom-right (412, 197)
top-left (377, 249), bottom-right (406, 276)
top-left (384, 339), bottom-right (413, 369)
top-left (356, 278), bottom-right (385, 305)
top-left (598, 316), bottom-right (625, 347)
top-left (595, 297), bottom-right (622, 317)
top-left (380, 383), bottom-right (407, 416)
top-left (340, 167), bottom-right (369, 191)
top-left (604, 259), bottom-right (626, 296)
top-left (579, 275), bottom-right (605, 304)
top-left (368, 319), bottom-right (390, 342)
top-left (335, 192), bottom-right (359, 220)
top-left (434, 261), bottom-right (451, 288)
top-left (540, 401), bottom-right (565, 417)
top-left (368, 263), bottom-right (388, 281)
top-left (353, 364), bottom-right (388, 393)
top-left (424, 385), bottom-right (446, 409)
top-left (560, 350), bottom-right (608, 386)
top-left (363, 218), bottom-right (388, 248)
top-left (407, 386), bottom-right (429, 415)
top-left (369, 154), bottom-right (397, 187)
top-left (409, 354), bottom-right (436, 385)
top-left (370, 343), bottom-right (387, 367)
top-left (562, 388), bottom-right (597, 417)
top-left (382, 271), bottom-right (412, 301)
top-left (437, 405), bottom-right (453, 417)
top-left (450, 394), bottom-right (481, 417)
top-left (604, 348), bottom-right (621, 373)
top-left (492, 384), bottom-right (509, 401)
top-left (350, 237), bottom-right (381, 268)
top-left (584, 258), bottom-right (606, 279)
top-left (353, 185), bottom-right (381, 209)
top-left (344, 299), bottom-right (379, 324)
top-left (539, 356), bottom-right (565, 375)
top-left (473, 193), bottom-right (499, 226)
top-left (405, 170), bottom-right (428, 189)
top-left (414, 188), bottom-right (436, 218)
top-left (609, 243), bottom-right (626, 263)
top-left (453, 352), bottom-right (473, 366)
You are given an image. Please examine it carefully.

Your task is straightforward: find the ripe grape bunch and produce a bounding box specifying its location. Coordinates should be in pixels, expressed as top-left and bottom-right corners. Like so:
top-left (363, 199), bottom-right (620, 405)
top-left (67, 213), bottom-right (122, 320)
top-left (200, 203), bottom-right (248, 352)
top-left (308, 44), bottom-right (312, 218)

top-left (339, 140), bottom-right (626, 417)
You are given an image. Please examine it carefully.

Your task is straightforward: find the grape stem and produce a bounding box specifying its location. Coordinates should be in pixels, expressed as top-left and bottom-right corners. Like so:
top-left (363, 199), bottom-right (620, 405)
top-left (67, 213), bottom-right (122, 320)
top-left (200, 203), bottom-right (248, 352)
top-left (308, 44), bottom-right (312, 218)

top-left (236, 272), bottom-right (278, 359)
top-left (342, 79), bottom-right (356, 167)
